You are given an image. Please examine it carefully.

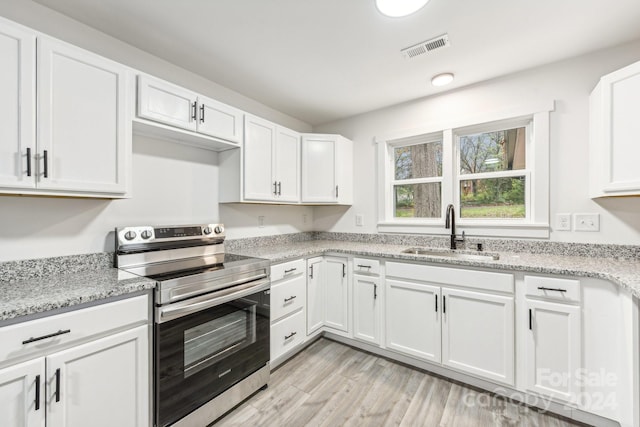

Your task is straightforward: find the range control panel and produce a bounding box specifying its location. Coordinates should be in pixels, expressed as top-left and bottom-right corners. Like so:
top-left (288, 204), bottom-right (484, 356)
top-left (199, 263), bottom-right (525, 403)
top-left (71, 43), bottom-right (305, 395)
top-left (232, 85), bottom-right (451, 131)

top-left (116, 223), bottom-right (225, 246)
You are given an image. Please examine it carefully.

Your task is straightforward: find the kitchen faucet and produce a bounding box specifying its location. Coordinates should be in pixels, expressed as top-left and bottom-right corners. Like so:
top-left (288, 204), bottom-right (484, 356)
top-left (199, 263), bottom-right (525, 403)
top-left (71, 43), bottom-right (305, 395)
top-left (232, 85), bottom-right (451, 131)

top-left (445, 204), bottom-right (465, 250)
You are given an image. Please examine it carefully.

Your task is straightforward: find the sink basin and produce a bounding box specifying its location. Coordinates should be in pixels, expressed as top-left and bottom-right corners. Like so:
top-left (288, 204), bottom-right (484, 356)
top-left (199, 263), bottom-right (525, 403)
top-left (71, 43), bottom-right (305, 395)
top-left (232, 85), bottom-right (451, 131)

top-left (401, 247), bottom-right (499, 261)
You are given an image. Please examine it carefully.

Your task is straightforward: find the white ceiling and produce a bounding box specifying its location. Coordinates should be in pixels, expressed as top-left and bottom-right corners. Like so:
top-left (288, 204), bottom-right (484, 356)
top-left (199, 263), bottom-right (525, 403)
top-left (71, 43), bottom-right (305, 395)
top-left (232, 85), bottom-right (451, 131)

top-left (34, 0), bottom-right (640, 126)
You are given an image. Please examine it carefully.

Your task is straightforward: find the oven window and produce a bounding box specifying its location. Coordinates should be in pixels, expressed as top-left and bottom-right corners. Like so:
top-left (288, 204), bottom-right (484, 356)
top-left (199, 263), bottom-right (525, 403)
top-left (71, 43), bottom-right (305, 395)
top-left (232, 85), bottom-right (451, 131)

top-left (183, 306), bottom-right (256, 377)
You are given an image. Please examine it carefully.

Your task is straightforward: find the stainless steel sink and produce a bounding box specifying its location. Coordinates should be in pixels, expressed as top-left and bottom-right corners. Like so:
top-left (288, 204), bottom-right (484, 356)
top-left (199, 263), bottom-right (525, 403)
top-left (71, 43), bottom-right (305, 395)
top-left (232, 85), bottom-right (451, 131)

top-left (401, 247), bottom-right (499, 261)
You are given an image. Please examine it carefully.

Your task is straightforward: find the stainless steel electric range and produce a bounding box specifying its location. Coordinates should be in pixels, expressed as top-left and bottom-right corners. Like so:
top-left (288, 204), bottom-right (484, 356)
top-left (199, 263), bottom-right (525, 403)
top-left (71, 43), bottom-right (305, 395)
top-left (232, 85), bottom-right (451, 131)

top-left (115, 223), bottom-right (270, 427)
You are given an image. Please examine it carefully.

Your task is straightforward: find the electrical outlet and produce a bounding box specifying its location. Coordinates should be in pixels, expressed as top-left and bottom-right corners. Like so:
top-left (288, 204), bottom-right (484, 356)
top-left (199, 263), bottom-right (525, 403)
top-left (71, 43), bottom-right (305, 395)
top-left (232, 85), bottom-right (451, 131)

top-left (258, 216), bottom-right (265, 228)
top-left (555, 213), bottom-right (571, 231)
top-left (355, 214), bottom-right (364, 227)
top-left (303, 214), bottom-right (308, 224)
top-left (574, 213), bottom-right (600, 232)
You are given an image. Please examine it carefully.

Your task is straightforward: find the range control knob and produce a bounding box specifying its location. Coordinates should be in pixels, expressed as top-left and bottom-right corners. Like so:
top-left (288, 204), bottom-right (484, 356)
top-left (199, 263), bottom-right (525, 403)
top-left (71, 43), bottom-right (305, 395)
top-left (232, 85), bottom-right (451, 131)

top-left (203, 227), bottom-right (212, 235)
top-left (124, 231), bottom-right (137, 241)
top-left (214, 225), bottom-right (224, 234)
top-left (141, 230), bottom-right (152, 240)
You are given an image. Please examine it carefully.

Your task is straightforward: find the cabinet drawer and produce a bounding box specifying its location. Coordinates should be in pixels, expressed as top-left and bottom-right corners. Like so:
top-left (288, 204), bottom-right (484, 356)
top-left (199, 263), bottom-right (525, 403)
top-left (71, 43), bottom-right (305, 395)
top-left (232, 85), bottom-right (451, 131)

top-left (0, 295), bottom-right (148, 364)
top-left (353, 257), bottom-right (380, 275)
top-left (270, 274), bottom-right (306, 321)
top-left (270, 309), bottom-right (305, 362)
top-left (525, 276), bottom-right (581, 303)
top-left (271, 259), bottom-right (305, 282)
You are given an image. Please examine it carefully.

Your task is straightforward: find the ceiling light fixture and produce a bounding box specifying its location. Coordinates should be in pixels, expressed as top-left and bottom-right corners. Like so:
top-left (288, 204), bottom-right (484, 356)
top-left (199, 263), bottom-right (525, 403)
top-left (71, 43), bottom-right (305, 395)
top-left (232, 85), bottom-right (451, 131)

top-left (431, 72), bottom-right (454, 86)
top-left (375, 0), bottom-right (430, 18)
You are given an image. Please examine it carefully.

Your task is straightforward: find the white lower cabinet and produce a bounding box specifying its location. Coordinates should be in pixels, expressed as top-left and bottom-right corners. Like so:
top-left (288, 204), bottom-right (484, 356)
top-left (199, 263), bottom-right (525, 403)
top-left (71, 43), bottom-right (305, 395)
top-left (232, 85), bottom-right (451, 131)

top-left (441, 287), bottom-right (514, 385)
top-left (305, 256), bottom-right (349, 337)
top-left (270, 259), bottom-right (307, 366)
top-left (525, 298), bottom-right (581, 402)
top-left (0, 295), bottom-right (149, 427)
top-left (352, 274), bottom-right (381, 346)
top-left (0, 358), bottom-right (44, 427)
top-left (385, 279), bottom-right (440, 362)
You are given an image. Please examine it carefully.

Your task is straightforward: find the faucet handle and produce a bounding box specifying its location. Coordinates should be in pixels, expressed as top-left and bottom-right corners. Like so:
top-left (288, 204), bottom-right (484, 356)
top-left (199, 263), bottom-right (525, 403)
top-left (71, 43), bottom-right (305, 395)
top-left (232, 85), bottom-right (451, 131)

top-left (455, 230), bottom-right (466, 242)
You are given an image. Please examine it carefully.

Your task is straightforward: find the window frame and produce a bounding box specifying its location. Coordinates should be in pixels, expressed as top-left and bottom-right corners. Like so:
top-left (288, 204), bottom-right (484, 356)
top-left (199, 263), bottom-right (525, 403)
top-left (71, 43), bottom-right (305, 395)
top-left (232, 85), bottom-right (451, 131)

top-left (376, 104), bottom-right (552, 238)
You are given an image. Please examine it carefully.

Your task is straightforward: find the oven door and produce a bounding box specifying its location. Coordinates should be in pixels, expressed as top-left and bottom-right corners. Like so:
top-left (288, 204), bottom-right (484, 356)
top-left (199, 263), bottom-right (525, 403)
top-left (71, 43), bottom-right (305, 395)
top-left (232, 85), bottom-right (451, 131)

top-left (155, 282), bottom-right (270, 427)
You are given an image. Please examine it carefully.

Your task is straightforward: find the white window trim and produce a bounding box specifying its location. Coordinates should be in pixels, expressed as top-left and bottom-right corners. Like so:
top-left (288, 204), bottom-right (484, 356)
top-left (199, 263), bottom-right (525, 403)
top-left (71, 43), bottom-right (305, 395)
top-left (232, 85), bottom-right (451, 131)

top-left (376, 102), bottom-right (553, 238)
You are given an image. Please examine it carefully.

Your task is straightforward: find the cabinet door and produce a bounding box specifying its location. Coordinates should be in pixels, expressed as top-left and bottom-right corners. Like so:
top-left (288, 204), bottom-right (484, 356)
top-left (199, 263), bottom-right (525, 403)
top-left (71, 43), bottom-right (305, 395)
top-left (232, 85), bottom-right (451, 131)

top-left (441, 287), bottom-right (514, 385)
top-left (0, 358), bottom-right (45, 427)
top-left (196, 95), bottom-right (243, 143)
top-left (306, 257), bottom-right (324, 335)
top-left (353, 274), bottom-right (381, 345)
top-left (274, 127), bottom-right (300, 202)
top-left (335, 136), bottom-right (353, 204)
top-left (37, 38), bottom-right (129, 194)
top-left (0, 21), bottom-right (36, 189)
top-left (243, 115), bottom-right (275, 201)
top-left (385, 279), bottom-right (441, 362)
top-left (46, 325), bottom-right (149, 427)
top-left (137, 74), bottom-right (197, 131)
top-left (301, 135), bottom-right (337, 203)
top-left (596, 61), bottom-right (640, 195)
top-left (526, 299), bottom-right (581, 402)
top-left (324, 257), bottom-right (348, 332)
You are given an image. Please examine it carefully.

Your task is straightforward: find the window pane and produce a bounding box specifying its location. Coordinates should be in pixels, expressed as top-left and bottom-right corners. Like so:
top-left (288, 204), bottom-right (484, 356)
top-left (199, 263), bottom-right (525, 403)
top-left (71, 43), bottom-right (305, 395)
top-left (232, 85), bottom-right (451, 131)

top-left (394, 142), bottom-right (443, 180)
top-left (459, 127), bottom-right (526, 175)
top-left (394, 183), bottom-right (441, 218)
top-left (460, 177), bottom-right (525, 218)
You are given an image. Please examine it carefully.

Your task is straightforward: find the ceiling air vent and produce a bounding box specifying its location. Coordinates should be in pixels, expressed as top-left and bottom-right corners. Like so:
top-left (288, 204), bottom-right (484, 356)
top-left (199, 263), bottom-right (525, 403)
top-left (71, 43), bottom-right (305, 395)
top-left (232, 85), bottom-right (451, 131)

top-left (401, 34), bottom-right (450, 59)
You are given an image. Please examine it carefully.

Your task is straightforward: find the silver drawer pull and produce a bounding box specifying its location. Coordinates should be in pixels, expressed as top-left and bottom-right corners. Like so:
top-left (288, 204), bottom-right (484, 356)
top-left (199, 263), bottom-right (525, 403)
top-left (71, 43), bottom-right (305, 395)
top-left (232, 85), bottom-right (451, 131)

top-left (284, 332), bottom-right (297, 340)
top-left (284, 295), bottom-right (297, 302)
top-left (284, 268), bottom-right (297, 274)
top-left (537, 287), bottom-right (567, 293)
top-left (357, 264), bottom-right (372, 269)
top-left (22, 329), bottom-right (71, 345)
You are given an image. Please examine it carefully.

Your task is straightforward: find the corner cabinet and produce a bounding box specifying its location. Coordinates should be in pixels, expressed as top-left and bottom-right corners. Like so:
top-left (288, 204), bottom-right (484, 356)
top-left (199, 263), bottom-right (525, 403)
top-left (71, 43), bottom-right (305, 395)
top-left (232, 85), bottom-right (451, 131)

top-left (589, 59), bottom-right (640, 198)
top-left (0, 295), bottom-right (149, 427)
top-left (135, 74), bottom-right (243, 150)
top-left (305, 256), bottom-right (349, 337)
top-left (0, 17), bottom-right (131, 198)
top-left (301, 134), bottom-right (353, 204)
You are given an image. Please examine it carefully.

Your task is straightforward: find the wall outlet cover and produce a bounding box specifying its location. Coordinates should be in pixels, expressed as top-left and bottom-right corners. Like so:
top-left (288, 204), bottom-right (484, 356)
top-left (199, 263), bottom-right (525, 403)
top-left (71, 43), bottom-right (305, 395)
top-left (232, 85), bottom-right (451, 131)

top-left (574, 213), bottom-right (600, 232)
top-left (355, 214), bottom-right (364, 227)
top-left (555, 213), bottom-right (571, 231)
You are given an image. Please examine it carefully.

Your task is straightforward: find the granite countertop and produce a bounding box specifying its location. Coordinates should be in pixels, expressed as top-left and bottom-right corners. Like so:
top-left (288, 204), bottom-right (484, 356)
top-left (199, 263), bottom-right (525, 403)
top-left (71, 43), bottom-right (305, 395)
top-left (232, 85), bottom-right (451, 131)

top-left (0, 268), bottom-right (155, 322)
top-left (230, 240), bottom-right (640, 299)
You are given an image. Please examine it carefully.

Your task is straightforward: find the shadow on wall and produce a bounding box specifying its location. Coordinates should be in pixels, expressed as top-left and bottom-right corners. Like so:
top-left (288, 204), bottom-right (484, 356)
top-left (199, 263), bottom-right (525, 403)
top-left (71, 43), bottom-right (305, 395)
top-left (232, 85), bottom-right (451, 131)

top-left (593, 197), bottom-right (640, 236)
top-left (311, 205), bottom-right (352, 232)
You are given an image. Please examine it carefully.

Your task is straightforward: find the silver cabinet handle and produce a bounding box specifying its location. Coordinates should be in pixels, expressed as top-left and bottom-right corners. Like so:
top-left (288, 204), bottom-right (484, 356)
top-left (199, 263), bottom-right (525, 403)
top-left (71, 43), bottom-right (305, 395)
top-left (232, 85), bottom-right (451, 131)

top-left (357, 264), bottom-right (372, 269)
top-left (199, 104), bottom-right (205, 123)
top-left (191, 101), bottom-right (197, 121)
top-left (284, 295), bottom-right (297, 302)
top-left (336, 185), bottom-right (339, 198)
top-left (284, 268), bottom-right (297, 274)
top-left (277, 181), bottom-right (282, 195)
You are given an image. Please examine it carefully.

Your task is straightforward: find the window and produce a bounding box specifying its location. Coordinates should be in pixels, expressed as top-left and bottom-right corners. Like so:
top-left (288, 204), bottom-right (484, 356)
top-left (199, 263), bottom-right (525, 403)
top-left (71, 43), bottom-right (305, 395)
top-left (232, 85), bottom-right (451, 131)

top-left (392, 136), bottom-right (443, 218)
top-left (457, 124), bottom-right (529, 220)
top-left (377, 108), bottom-right (551, 238)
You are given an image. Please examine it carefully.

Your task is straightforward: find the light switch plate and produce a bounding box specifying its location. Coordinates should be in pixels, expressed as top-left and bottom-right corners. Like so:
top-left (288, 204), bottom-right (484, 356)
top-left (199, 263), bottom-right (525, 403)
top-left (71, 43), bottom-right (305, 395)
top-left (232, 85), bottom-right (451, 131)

top-left (355, 214), bottom-right (364, 227)
top-left (555, 213), bottom-right (571, 231)
top-left (574, 213), bottom-right (600, 232)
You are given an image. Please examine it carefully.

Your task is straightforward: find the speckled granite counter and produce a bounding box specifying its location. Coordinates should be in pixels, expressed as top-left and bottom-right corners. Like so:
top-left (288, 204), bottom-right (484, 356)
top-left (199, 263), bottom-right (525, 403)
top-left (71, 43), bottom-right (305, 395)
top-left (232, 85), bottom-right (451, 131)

top-left (229, 240), bottom-right (640, 299)
top-left (0, 253), bottom-right (155, 322)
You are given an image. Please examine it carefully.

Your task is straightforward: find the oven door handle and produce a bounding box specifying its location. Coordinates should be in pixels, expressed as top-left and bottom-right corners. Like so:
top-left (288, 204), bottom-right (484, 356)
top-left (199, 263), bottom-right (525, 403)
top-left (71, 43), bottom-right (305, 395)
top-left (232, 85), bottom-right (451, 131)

top-left (157, 278), bottom-right (270, 323)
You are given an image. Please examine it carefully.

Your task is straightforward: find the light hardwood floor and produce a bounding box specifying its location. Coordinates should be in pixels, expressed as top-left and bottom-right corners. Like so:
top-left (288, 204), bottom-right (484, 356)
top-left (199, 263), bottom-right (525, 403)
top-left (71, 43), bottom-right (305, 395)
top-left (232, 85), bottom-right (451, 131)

top-left (216, 338), bottom-right (589, 427)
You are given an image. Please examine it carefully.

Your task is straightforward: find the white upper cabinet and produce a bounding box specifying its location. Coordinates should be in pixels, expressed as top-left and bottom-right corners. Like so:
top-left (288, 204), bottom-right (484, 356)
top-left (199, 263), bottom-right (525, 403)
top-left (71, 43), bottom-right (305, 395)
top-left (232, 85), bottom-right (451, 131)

top-left (0, 17), bottom-right (131, 198)
top-left (37, 37), bottom-right (129, 195)
top-left (0, 19), bottom-right (35, 190)
top-left (222, 114), bottom-right (300, 203)
top-left (136, 74), bottom-right (243, 149)
top-left (301, 134), bottom-right (353, 204)
top-left (589, 60), bottom-right (640, 197)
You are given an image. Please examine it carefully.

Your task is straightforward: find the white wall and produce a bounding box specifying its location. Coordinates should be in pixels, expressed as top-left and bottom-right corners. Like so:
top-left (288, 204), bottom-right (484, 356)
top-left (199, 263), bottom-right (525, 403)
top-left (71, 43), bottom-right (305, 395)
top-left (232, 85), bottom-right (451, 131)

top-left (0, 2), bottom-right (314, 262)
top-left (313, 40), bottom-right (640, 244)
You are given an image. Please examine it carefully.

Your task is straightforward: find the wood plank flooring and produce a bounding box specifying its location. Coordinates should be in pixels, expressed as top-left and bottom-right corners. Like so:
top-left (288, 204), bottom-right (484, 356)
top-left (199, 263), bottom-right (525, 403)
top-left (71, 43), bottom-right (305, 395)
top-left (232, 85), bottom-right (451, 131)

top-left (216, 338), bottom-right (588, 427)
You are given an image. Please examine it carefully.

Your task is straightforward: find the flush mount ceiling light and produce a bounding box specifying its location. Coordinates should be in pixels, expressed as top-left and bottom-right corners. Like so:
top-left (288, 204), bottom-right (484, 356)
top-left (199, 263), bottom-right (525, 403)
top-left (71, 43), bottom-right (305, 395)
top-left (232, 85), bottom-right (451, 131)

top-left (375, 0), bottom-right (430, 17)
top-left (431, 72), bottom-right (454, 86)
